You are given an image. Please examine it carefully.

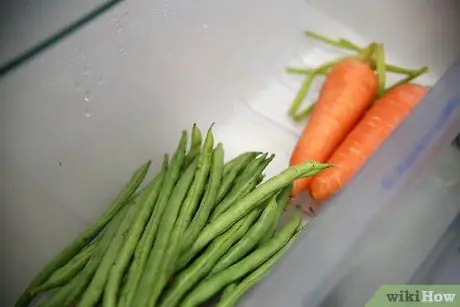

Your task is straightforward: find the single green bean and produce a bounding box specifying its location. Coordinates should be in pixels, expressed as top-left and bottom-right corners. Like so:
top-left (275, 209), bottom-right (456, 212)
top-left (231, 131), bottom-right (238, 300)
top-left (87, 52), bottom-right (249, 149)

top-left (158, 208), bottom-right (262, 307)
top-left (130, 158), bottom-right (199, 307)
top-left (260, 183), bottom-right (292, 244)
top-left (180, 213), bottom-right (302, 306)
top-left (162, 126), bottom-right (214, 277)
top-left (119, 131), bottom-right (188, 307)
top-left (15, 161), bottom-right (150, 307)
top-left (181, 143), bottom-right (224, 254)
top-left (78, 194), bottom-right (141, 307)
top-left (63, 201), bottom-right (133, 306)
top-left (210, 194), bottom-right (281, 275)
top-left (216, 229), bottom-right (302, 307)
top-left (191, 162), bottom-right (330, 258)
top-left (218, 152), bottom-right (259, 203)
top-left (29, 239), bottom-right (99, 295)
top-left (103, 155), bottom-right (169, 307)
top-left (183, 124), bottom-right (202, 169)
top-left (39, 273), bottom-right (82, 307)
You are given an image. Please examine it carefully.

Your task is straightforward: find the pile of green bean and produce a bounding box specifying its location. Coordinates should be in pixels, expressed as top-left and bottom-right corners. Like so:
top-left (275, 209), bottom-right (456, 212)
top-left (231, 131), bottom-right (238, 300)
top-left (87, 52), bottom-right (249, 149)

top-left (15, 124), bottom-right (331, 307)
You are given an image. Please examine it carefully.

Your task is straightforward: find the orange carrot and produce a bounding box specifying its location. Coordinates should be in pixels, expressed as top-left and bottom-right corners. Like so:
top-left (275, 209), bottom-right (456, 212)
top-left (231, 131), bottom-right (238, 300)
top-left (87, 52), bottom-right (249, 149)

top-left (290, 58), bottom-right (378, 197)
top-left (310, 83), bottom-right (428, 201)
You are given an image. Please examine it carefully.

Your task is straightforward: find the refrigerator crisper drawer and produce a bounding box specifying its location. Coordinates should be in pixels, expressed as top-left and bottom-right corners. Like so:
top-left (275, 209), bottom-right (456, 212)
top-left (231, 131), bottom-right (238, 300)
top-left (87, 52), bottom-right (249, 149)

top-left (1, 0), bottom-right (460, 306)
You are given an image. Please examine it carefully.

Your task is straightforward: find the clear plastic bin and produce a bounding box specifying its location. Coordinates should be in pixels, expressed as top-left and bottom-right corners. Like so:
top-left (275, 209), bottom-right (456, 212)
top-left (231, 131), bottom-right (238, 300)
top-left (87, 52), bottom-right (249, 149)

top-left (1, 0), bottom-right (460, 306)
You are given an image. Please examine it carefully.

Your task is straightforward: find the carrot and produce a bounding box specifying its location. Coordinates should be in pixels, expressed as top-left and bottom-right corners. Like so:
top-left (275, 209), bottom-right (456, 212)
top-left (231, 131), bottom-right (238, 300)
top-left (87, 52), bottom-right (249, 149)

top-left (290, 58), bottom-right (378, 197)
top-left (310, 83), bottom-right (428, 201)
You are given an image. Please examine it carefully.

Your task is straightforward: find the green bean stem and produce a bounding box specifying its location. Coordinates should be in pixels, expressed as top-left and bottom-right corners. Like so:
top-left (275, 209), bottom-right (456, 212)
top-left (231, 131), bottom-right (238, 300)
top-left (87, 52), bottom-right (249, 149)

top-left (103, 155), bottom-right (169, 307)
top-left (181, 212), bottom-right (302, 306)
top-left (217, 228), bottom-right (302, 307)
top-left (15, 161), bottom-right (150, 307)
top-left (183, 124), bottom-right (202, 169)
top-left (159, 208), bottom-right (262, 307)
top-left (130, 158), bottom-right (198, 307)
top-left (118, 131), bottom-right (188, 307)
top-left (190, 162), bottom-right (330, 259)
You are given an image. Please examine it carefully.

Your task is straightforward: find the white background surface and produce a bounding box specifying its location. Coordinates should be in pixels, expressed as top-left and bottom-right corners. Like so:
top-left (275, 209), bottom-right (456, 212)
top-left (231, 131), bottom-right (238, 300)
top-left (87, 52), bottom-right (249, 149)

top-left (1, 0), bottom-right (460, 306)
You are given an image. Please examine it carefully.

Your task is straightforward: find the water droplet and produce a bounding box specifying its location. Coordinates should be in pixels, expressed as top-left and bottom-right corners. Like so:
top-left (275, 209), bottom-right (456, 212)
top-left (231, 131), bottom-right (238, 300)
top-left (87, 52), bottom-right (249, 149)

top-left (98, 76), bottom-right (105, 85)
top-left (74, 81), bottom-right (81, 92)
top-left (202, 24), bottom-right (209, 29)
top-left (120, 47), bottom-right (128, 56)
top-left (69, 60), bottom-right (74, 69)
top-left (84, 109), bottom-right (92, 118)
top-left (83, 91), bottom-right (92, 102)
top-left (78, 48), bottom-right (85, 60)
top-left (83, 67), bottom-right (91, 76)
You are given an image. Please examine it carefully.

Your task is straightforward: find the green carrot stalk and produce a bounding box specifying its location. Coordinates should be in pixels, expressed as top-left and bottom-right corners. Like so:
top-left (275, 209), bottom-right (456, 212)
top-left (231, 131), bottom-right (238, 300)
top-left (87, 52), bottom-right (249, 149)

top-left (385, 66), bottom-right (429, 93)
top-left (305, 30), bottom-right (425, 75)
top-left (375, 43), bottom-right (387, 97)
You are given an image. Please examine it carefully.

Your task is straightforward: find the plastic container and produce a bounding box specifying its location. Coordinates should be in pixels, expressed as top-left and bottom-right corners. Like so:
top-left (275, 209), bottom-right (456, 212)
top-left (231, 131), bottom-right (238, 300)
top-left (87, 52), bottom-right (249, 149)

top-left (1, 0), bottom-right (460, 306)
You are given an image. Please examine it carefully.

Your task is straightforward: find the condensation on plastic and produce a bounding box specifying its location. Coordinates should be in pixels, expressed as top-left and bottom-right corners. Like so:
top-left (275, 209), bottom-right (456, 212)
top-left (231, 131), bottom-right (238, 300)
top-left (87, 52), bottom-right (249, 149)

top-left (1, 0), bottom-right (460, 306)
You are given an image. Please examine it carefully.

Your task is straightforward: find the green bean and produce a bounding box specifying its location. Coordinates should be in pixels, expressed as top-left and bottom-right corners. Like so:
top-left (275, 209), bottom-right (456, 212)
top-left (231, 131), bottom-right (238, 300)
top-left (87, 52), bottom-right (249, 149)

top-left (216, 228), bottom-right (302, 307)
top-left (210, 194), bottom-right (282, 275)
top-left (160, 127), bottom-right (214, 277)
top-left (29, 239), bottom-right (99, 295)
top-left (223, 152), bottom-right (259, 177)
top-left (220, 283), bottom-right (237, 302)
top-left (158, 208), bottom-right (262, 307)
top-left (218, 152), bottom-right (259, 202)
top-left (79, 190), bottom-right (143, 306)
top-left (184, 124), bottom-right (202, 169)
top-left (180, 213), bottom-right (302, 306)
top-left (191, 161), bottom-right (329, 260)
top-left (103, 155), bottom-right (169, 307)
top-left (119, 131), bottom-right (188, 307)
top-left (15, 161), bottom-right (150, 307)
top-left (237, 153), bottom-right (268, 180)
top-left (177, 175), bottom-right (261, 269)
top-left (209, 154), bottom-right (273, 222)
top-left (260, 183), bottom-right (292, 244)
top-left (39, 273), bottom-right (82, 307)
top-left (130, 158), bottom-right (199, 307)
top-left (62, 200), bottom-right (133, 306)
top-left (180, 143), bottom-right (224, 254)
